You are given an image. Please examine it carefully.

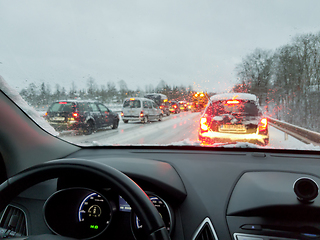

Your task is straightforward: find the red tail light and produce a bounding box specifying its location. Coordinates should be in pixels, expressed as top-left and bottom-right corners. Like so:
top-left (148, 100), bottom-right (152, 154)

top-left (140, 111), bottom-right (144, 117)
top-left (72, 112), bottom-right (79, 118)
top-left (174, 105), bottom-right (177, 109)
top-left (200, 117), bottom-right (208, 131)
top-left (59, 102), bottom-right (67, 104)
top-left (160, 106), bottom-right (163, 109)
top-left (258, 118), bottom-right (268, 131)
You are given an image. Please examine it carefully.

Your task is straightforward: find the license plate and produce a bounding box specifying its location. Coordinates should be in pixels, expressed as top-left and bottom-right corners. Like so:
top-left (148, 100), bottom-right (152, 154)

top-left (220, 124), bottom-right (246, 131)
top-left (51, 117), bottom-right (65, 121)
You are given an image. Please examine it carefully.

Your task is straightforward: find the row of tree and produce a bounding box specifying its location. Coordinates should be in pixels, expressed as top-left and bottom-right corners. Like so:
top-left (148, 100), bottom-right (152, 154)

top-left (234, 31), bottom-right (320, 131)
top-left (19, 78), bottom-right (196, 107)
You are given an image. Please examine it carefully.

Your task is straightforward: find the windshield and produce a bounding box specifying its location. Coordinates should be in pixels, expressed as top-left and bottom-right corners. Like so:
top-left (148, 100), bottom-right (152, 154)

top-left (1, 0), bottom-right (320, 150)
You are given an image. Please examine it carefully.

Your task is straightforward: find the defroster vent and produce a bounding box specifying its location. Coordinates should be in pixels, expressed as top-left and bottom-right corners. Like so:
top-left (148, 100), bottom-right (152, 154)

top-left (193, 217), bottom-right (218, 240)
top-left (0, 205), bottom-right (28, 236)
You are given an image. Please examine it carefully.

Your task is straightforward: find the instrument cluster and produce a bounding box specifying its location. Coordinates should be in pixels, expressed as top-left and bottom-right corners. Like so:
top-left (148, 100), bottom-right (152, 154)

top-left (43, 187), bottom-right (173, 239)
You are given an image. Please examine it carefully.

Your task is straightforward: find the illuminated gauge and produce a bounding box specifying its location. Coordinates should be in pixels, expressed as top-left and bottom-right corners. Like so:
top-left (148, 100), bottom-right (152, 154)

top-left (44, 188), bottom-right (112, 239)
top-left (78, 192), bottom-right (112, 235)
top-left (131, 194), bottom-right (173, 239)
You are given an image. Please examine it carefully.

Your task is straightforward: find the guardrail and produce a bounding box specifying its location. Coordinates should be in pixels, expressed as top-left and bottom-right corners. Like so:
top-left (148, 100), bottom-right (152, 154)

top-left (268, 117), bottom-right (320, 146)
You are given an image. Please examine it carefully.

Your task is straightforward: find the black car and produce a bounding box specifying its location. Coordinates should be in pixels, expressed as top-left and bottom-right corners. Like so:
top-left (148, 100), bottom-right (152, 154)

top-left (198, 93), bottom-right (269, 146)
top-left (45, 100), bottom-right (119, 134)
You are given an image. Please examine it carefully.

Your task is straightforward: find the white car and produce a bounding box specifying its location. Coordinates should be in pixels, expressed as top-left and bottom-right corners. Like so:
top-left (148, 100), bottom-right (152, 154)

top-left (121, 97), bottom-right (163, 123)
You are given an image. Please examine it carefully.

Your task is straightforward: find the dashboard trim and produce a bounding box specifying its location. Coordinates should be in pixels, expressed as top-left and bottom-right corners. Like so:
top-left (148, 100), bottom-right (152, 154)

top-left (192, 217), bottom-right (218, 240)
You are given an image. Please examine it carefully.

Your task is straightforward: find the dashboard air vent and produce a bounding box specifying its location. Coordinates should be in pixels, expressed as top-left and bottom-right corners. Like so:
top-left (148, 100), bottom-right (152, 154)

top-left (0, 205), bottom-right (28, 236)
top-left (193, 217), bottom-right (218, 240)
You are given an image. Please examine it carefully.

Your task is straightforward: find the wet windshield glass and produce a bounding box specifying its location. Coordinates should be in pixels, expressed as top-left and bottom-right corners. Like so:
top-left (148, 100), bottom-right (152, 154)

top-left (1, 0), bottom-right (320, 150)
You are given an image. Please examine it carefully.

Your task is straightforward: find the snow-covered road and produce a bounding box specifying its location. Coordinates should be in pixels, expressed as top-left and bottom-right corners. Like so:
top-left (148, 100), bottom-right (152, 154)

top-left (59, 112), bottom-right (319, 150)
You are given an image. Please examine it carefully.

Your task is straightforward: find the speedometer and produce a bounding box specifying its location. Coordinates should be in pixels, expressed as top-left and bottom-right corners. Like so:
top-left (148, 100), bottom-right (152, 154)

top-left (78, 192), bottom-right (112, 233)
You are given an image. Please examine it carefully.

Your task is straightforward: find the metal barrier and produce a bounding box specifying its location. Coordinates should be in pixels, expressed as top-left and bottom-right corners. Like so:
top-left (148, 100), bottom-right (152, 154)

top-left (268, 117), bottom-right (320, 146)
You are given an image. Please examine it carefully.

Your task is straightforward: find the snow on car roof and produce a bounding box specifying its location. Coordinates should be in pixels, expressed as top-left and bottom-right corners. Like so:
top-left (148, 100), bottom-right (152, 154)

top-left (210, 93), bottom-right (258, 102)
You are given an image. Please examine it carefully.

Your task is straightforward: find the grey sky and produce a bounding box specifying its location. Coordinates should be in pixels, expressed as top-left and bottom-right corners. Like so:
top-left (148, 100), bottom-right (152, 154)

top-left (1, 0), bottom-right (320, 93)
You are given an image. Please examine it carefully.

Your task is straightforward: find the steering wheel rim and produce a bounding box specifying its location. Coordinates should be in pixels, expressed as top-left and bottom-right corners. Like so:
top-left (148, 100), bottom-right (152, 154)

top-left (0, 159), bottom-right (170, 240)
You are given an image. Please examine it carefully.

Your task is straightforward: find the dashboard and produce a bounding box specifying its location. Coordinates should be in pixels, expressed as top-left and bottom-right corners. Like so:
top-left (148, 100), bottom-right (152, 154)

top-left (3, 147), bottom-right (320, 240)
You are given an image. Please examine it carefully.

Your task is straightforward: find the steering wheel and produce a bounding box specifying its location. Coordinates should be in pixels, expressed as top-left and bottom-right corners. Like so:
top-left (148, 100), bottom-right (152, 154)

top-left (0, 159), bottom-right (170, 240)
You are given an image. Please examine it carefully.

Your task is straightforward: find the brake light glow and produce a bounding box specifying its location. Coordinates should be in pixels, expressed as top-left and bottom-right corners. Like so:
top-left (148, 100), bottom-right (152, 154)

top-left (140, 111), bottom-right (144, 117)
top-left (59, 102), bottom-right (67, 104)
top-left (130, 98), bottom-right (135, 100)
top-left (227, 100), bottom-right (240, 104)
top-left (160, 106), bottom-right (163, 109)
top-left (200, 117), bottom-right (208, 131)
top-left (174, 105), bottom-right (177, 109)
top-left (72, 112), bottom-right (79, 117)
top-left (121, 112), bottom-right (124, 116)
top-left (258, 118), bottom-right (268, 131)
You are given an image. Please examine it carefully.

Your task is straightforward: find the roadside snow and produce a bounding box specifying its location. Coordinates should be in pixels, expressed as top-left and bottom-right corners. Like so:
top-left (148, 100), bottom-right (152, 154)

top-left (0, 76), bottom-right (58, 136)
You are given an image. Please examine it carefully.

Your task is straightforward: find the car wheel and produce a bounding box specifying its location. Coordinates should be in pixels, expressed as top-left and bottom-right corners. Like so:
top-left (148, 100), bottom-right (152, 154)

top-left (123, 120), bottom-right (129, 123)
top-left (83, 121), bottom-right (94, 135)
top-left (112, 119), bottom-right (119, 129)
top-left (142, 116), bottom-right (148, 124)
top-left (0, 160), bottom-right (170, 240)
top-left (158, 114), bottom-right (163, 121)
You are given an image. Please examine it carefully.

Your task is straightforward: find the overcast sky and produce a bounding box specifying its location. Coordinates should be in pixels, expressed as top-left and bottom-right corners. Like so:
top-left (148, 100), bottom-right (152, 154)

top-left (1, 0), bottom-right (320, 93)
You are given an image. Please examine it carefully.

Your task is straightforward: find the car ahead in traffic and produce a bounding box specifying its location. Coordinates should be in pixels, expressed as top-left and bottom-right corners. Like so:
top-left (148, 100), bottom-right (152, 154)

top-left (45, 100), bottom-right (120, 134)
top-left (121, 97), bottom-right (163, 123)
top-left (168, 100), bottom-right (181, 114)
top-left (198, 93), bottom-right (269, 146)
top-left (144, 93), bottom-right (170, 116)
top-left (178, 101), bottom-right (189, 111)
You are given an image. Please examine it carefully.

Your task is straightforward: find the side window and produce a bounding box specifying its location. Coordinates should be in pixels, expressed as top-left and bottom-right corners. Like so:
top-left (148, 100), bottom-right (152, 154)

top-left (78, 102), bottom-right (90, 112)
top-left (89, 103), bottom-right (99, 112)
top-left (147, 101), bottom-right (152, 109)
top-left (143, 101), bottom-right (148, 108)
top-left (98, 104), bottom-right (109, 112)
top-left (152, 102), bottom-right (158, 108)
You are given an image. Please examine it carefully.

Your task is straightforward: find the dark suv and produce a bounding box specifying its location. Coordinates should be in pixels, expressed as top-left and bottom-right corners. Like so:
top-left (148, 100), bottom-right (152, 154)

top-left (45, 100), bottom-right (120, 134)
top-left (198, 93), bottom-right (269, 146)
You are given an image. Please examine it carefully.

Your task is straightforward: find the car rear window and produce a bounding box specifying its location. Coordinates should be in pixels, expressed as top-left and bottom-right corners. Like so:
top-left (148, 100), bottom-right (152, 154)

top-left (49, 102), bottom-right (76, 112)
top-left (207, 100), bottom-right (259, 116)
top-left (123, 100), bottom-right (141, 108)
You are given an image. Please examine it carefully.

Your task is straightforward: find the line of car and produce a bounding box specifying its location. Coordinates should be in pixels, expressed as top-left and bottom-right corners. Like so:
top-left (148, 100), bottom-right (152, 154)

top-left (44, 96), bottom-right (189, 135)
top-left (43, 93), bottom-right (269, 147)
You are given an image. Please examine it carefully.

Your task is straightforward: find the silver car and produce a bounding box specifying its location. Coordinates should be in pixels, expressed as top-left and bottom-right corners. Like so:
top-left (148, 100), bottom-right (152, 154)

top-left (121, 97), bottom-right (163, 123)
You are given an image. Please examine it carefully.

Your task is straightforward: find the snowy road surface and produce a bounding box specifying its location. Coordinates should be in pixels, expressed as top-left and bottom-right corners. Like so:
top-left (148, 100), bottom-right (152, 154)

top-left (59, 112), bottom-right (318, 150)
